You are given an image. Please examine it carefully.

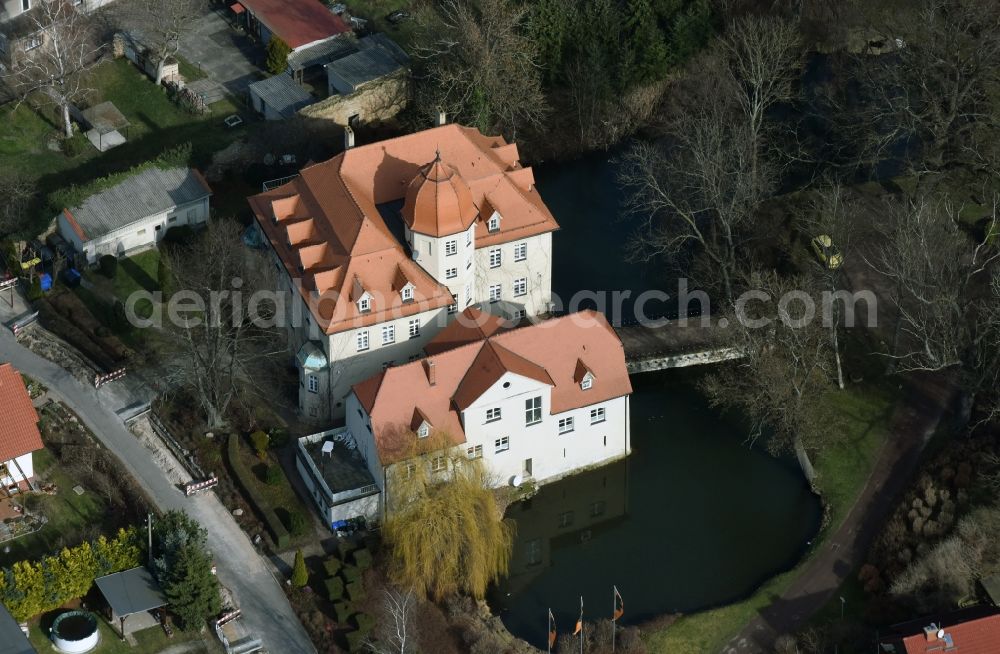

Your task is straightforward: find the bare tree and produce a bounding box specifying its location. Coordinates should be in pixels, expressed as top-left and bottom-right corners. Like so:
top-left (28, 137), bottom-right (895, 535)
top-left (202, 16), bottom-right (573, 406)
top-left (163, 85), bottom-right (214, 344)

top-left (8, 0), bottom-right (100, 138)
top-left (412, 0), bottom-right (548, 140)
top-left (0, 169), bottom-right (36, 239)
top-left (123, 0), bottom-right (205, 85)
top-left (856, 0), bottom-right (1000, 176)
top-left (702, 271), bottom-right (839, 483)
top-left (162, 221), bottom-right (287, 428)
top-left (718, 13), bottom-right (803, 181)
top-left (618, 98), bottom-right (771, 303)
top-left (867, 195), bottom-right (1000, 423)
top-left (365, 588), bottom-right (418, 654)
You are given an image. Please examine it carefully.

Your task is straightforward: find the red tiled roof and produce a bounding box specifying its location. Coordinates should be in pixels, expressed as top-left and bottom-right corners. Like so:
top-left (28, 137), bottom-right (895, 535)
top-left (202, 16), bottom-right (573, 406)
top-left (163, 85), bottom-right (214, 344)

top-left (900, 614), bottom-right (1000, 654)
top-left (239, 0), bottom-right (349, 50)
top-left (0, 363), bottom-right (43, 463)
top-left (402, 155), bottom-right (479, 237)
top-left (352, 311), bottom-right (631, 464)
top-left (424, 307), bottom-right (512, 355)
top-left (248, 125), bottom-right (559, 335)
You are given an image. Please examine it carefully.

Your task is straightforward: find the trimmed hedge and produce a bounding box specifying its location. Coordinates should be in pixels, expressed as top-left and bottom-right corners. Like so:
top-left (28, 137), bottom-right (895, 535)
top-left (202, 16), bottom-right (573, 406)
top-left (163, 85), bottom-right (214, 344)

top-left (353, 612), bottom-right (375, 633)
top-left (322, 556), bottom-right (342, 577)
top-left (341, 564), bottom-right (360, 584)
top-left (324, 576), bottom-right (344, 601)
top-left (333, 601), bottom-right (354, 624)
top-left (227, 434), bottom-right (290, 548)
top-left (345, 631), bottom-right (367, 652)
top-left (352, 548), bottom-right (372, 571)
top-left (346, 580), bottom-right (365, 603)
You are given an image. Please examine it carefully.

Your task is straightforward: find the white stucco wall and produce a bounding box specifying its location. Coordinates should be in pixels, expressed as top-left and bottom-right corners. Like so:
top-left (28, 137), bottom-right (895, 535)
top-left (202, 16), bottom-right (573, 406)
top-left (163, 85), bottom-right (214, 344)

top-left (58, 196), bottom-right (210, 265)
top-left (474, 232), bottom-right (553, 317)
top-left (407, 222), bottom-right (476, 307)
top-left (1, 452), bottom-right (35, 489)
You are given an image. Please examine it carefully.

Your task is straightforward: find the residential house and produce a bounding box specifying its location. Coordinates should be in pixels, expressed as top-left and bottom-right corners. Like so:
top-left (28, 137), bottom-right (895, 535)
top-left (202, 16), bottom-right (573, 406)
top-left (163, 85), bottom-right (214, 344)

top-left (248, 121), bottom-right (559, 422)
top-left (0, 363), bottom-right (44, 494)
top-left (878, 608), bottom-right (1000, 653)
top-left (57, 166), bottom-right (212, 264)
top-left (1, 0), bottom-right (111, 69)
top-left (345, 309), bottom-right (633, 517)
top-left (0, 600), bottom-right (34, 654)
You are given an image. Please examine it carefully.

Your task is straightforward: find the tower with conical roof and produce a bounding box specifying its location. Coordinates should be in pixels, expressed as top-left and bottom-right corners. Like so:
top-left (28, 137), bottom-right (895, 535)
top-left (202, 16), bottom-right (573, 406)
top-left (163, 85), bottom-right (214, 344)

top-left (401, 151), bottom-right (479, 309)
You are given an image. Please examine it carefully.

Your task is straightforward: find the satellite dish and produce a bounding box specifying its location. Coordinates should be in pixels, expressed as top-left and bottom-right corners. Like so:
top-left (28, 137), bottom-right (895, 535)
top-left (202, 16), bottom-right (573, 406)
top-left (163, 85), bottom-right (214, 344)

top-left (937, 629), bottom-right (945, 639)
top-left (510, 474), bottom-right (523, 487)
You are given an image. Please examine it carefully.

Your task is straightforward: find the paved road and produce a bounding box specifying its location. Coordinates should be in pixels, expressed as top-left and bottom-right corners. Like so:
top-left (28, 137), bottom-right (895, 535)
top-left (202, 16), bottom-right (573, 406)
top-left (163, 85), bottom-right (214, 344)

top-left (179, 9), bottom-right (262, 98)
top-left (0, 327), bottom-right (315, 654)
top-left (721, 372), bottom-right (955, 653)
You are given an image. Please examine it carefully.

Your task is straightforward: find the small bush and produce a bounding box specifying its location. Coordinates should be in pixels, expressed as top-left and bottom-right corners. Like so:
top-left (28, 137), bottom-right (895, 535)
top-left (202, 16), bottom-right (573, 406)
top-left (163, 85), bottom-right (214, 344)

top-left (99, 255), bottom-right (118, 278)
top-left (265, 37), bottom-right (292, 74)
top-left (63, 131), bottom-right (89, 158)
top-left (287, 511), bottom-right (308, 536)
top-left (345, 580), bottom-right (365, 603)
top-left (323, 576), bottom-right (344, 600)
top-left (345, 631), bottom-right (366, 653)
top-left (250, 430), bottom-right (269, 459)
top-left (352, 612), bottom-right (375, 634)
top-left (269, 427), bottom-right (289, 448)
top-left (265, 464), bottom-right (283, 486)
top-left (337, 539), bottom-right (356, 560)
top-left (291, 549), bottom-right (308, 588)
top-left (333, 601), bottom-right (354, 624)
top-left (341, 564), bottom-right (360, 584)
top-left (322, 557), bottom-right (342, 577)
top-left (352, 548), bottom-right (372, 571)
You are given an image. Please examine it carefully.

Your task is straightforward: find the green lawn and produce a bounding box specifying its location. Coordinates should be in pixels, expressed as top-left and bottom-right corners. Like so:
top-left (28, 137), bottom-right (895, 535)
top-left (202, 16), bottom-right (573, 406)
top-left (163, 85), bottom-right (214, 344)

top-left (643, 382), bottom-right (895, 652)
top-left (0, 449), bottom-right (110, 568)
top-left (28, 613), bottom-right (215, 654)
top-left (0, 58), bottom-right (247, 234)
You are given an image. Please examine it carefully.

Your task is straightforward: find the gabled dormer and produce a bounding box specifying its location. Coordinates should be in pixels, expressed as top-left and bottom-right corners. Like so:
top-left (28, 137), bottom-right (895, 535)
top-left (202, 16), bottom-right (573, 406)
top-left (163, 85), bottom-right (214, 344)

top-left (574, 359), bottom-right (595, 391)
top-left (411, 407), bottom-right (432, 438)
top-left (487, 210), bottom-right (501, 233)
top-left (393, 264), bottom-right (416, 303)
top-left (351, 275), bottom-right (372, 313)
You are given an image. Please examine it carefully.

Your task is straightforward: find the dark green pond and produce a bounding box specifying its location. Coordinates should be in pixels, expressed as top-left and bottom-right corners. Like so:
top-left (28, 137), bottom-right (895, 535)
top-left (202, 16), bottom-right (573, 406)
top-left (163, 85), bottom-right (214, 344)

top-left (490, 152), bottom-right (823, 646)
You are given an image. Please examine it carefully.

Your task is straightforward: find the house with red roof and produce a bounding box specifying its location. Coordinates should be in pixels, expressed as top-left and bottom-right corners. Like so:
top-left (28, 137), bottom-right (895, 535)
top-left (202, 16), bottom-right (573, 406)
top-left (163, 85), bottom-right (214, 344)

top-left (234, 0), bottom-right (349, 51)
top-left (344, 309), bottom-right (632, 516)
top-left (248, 120), bottom-right (559, 422)
top-left (878, 608), bottom-right (1000, 654)
top-left (0, 363), bottom-right (44, 494)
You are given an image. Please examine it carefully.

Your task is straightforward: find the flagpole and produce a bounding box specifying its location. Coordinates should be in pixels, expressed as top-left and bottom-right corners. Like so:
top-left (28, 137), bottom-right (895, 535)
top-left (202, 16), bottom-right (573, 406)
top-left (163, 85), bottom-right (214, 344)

top-left (612, 586), bottom-right (616, 653)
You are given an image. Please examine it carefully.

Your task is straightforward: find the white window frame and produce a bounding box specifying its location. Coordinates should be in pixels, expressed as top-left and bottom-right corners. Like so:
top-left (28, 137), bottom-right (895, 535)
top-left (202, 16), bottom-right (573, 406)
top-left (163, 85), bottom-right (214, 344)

top-left (358, 296), bottom-right (371, 313)
top-left (489, 284), bottom-right (501, 302)
top-left (356, 330), bottom-right (369, 351)
top-left (514, 242), bottom-right (527, 262)
top-left (558, 511), bottom-right (574, 528)
top-left (466, 445), bottom-right (483, 460)
top-left (408, 319), bottom-right (420, 339)
top-left (590, 407), bottom-right (606, 424)
top-left (513, 277), bottom-right (527, 297)
top-left (581, 376), bottom-right (593, 390)
top-left (445, 240), bottom-right (457, 256)
top-left (488, 215), bottom-right (500, 233)
top-left (558, 416), bottom-right (574, 434)
top-left (307, 375), bottom-right (319, 394)
top-left (448, 304), bottom-right (458, 314)
top-left (445, 267), bottom-right (458, 279)
top-left (513, 309), bottom-right (526, 320)
top-left (489, 248), bottom-right (501, 268)
top-left (401, 286), bottom-right (413, 302)
top-left (525, 397), bottom-right (541, 426)
top-left (494, 436), bottom-right (510, 453)
top-left (404, 462), bottom-right (416, 479)
top-left (466, 228), bottom-right (473, 246)
top-left (417, 423), bottom-right (429, 438)
top-left (381, 324), bottom-right (395, 345)
top-left (21, 0), bottom-right (31, 12)
top-left (485, 407), bottom-right (501, 423)
top-left (430, 455), bottom-right (446, 472)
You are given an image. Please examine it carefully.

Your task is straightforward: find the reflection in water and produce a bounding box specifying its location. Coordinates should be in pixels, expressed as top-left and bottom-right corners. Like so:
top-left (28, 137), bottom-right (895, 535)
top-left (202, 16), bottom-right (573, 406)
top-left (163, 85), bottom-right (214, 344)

top-left (492, 371), bottom-right (822, 647)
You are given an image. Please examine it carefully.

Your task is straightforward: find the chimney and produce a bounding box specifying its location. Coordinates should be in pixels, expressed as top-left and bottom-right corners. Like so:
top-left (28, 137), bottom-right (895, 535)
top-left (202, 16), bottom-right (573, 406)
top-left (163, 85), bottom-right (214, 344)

top-left (434, 109), bottom-right (447, 127)
top-left (923, 624), bottom-right (939, 642)
top-left (344, 125), bottom-right (355, 150)
top-left (425, 360), bottom-right (436, 386)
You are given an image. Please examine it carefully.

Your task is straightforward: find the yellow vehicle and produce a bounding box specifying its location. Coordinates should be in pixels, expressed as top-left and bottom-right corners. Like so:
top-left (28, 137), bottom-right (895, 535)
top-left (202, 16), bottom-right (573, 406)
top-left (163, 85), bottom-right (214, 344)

top-left (811, 234), bottom-right (843, 270)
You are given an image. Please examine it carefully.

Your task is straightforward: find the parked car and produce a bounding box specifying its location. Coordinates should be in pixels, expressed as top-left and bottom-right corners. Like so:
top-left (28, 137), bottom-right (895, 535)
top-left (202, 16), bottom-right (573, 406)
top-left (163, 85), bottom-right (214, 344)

top-left (810, 234), bottom-right (843, 269)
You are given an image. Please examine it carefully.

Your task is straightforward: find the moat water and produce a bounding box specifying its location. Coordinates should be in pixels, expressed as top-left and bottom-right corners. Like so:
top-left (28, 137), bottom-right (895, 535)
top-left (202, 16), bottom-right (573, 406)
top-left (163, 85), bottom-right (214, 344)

top-left (490, 151), bottom-right (823, 645)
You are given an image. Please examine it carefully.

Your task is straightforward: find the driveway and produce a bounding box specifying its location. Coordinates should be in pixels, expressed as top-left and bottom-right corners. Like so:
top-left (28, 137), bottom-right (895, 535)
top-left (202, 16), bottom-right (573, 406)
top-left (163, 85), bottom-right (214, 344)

top-left (179, 8), bottom-right (263, 98)
top-left (0, 326), bottom-right (316, 654)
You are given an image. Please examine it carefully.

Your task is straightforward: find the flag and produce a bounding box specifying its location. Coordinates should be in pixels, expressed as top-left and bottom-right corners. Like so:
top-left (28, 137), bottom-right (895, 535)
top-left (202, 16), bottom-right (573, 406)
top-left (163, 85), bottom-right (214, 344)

top-left (573, 597), bottom-right (583, 635)
top-left (548, 609), bottom-right (557, 649)
top-left (613, 586), bottom-right (624, 621)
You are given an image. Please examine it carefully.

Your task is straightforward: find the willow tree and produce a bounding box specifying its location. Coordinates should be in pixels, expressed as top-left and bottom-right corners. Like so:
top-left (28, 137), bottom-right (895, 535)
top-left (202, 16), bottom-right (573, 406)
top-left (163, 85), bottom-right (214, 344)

top-left (382, 431), bottom-right (515, 600)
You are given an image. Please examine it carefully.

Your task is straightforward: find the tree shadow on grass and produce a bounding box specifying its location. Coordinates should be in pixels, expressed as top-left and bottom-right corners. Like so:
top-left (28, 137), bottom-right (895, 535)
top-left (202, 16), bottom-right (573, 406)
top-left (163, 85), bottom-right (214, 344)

top-left (119, 257), bottom-right (158, 293)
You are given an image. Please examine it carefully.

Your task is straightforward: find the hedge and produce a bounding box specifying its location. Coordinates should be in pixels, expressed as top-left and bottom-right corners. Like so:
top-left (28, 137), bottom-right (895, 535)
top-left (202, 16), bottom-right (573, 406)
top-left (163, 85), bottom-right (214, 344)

top-left (322, 556), bottom-right (342, 577)
top-left (227, 434), bottom-right (290, 549)
top-left (353, 612), bottom-right (375, 633)
top-left (352, 548), bottom-right (372, 571)
top-left (334, 601), bottom-right (354, 624)
top-left (324, 576), bottom-right (344, 601)
top-left (346, 580), bottom-right (365, 603)
top-left (341, 564), bottom-right (360, 584)
top-left (345, 631), bottom-right (367, 652)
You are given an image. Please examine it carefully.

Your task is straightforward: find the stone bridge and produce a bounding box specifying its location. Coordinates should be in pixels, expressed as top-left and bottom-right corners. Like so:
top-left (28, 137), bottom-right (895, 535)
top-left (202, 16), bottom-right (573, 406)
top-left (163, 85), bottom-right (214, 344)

top-left (614, 319), bottom-right (741, 374)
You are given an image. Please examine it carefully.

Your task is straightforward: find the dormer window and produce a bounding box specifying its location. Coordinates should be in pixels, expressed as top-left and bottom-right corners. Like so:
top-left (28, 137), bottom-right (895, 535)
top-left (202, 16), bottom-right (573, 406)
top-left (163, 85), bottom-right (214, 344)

top-left (358, 296), bottom-right (371, 313)
top-left (581, 376), bottom-right (593, 390)
top-left (401, 285), bottom-right (414, 302)
top-left (488, 213), bottom-right (501, 233)
top-left (417, 422), bottom-right (430, 438)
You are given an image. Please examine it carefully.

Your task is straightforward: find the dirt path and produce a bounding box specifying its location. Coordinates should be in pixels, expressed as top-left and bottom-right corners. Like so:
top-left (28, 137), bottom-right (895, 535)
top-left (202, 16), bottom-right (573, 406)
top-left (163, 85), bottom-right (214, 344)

top-left (721, 372), bottom-right (955, 653)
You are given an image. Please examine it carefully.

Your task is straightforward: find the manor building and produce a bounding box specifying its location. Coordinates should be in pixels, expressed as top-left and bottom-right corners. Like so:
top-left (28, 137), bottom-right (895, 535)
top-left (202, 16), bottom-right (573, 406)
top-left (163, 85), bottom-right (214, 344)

top-left (248, 123), bottom-right (559, 421)
top-left (346, 309), bottom-right (633, 516)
